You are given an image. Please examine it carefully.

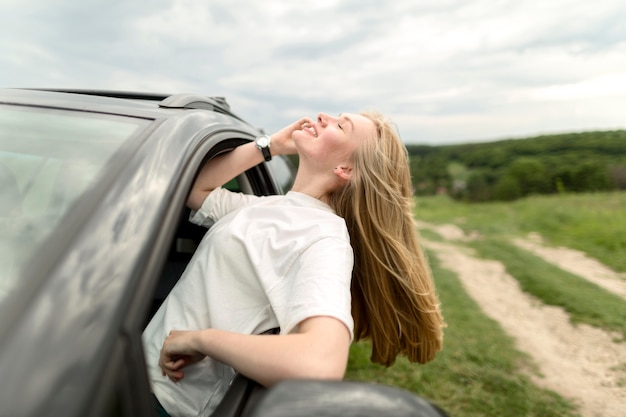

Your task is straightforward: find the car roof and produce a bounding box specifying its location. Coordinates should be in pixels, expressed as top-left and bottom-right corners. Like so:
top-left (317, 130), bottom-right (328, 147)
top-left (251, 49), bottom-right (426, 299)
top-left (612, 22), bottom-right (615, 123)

top-left (0, 88), bottom-right (254, 124)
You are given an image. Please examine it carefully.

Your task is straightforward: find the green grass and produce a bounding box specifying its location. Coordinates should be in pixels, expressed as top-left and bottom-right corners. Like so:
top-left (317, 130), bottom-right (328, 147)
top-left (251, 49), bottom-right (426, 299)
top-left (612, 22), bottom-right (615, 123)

top-left (414, 192), bottom-right (626, 272)
top-left (346, 253), bottom-right (579, 417)
top-left (418, 227), bottom-right (446, 242)
top-left (471, 238), bottom-right (626, 339)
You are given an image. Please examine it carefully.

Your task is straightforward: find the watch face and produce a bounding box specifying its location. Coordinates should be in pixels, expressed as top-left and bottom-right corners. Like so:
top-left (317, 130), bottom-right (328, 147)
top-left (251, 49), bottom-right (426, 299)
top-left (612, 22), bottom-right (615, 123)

top-left (257, 136), bottom-right (270, 147)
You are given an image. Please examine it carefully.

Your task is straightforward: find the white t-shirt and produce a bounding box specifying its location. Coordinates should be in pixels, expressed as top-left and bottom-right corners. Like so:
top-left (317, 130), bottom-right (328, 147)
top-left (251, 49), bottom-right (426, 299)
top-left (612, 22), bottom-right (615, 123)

top-left (142, 188), bottom-right (354, 417)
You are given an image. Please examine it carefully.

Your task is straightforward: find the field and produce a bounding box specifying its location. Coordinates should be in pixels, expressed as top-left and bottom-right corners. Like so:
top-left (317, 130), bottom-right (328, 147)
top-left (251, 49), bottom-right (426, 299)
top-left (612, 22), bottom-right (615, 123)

top-left (345, 192), bottom-right (626, 417)
top-left (415, 191), bottom-right (626, 273)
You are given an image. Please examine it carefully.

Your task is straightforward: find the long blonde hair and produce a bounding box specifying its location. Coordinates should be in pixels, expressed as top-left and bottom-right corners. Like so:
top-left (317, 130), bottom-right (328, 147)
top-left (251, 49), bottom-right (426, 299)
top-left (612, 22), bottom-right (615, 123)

top-left (328, 111), bottom-right (445, 366)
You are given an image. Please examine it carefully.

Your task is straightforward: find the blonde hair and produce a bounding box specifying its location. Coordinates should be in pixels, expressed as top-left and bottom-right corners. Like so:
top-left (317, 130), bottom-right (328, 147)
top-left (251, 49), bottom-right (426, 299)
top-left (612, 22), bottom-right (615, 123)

top-left (328, 111), bottom-right (445, 366)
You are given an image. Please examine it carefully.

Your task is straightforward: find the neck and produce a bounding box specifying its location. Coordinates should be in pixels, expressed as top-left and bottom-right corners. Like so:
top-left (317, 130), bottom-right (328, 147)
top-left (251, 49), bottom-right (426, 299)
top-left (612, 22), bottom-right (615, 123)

top-left (290, 170), bottom-right (337, 205)
top-left (290, 181), bottom-right (329, 204)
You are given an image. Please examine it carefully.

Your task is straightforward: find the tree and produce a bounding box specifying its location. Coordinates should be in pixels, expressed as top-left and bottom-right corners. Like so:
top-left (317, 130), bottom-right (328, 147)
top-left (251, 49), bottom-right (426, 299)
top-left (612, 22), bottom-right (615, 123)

top-left (571, 161), bottom-right (611, 192)
top-left (494, 175), bottom-right (522, 201)
top-left (609, 165), bottom-right (626, 190)
top-left (506, 158), bottom-right (550, 196)
top-left (465, 170), bottom-right (495, 202)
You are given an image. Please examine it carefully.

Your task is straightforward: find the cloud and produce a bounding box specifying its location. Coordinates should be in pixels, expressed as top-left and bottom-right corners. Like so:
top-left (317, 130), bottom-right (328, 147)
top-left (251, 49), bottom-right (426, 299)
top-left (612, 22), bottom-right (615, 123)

top-left (2, 0), bottom-right (626, 144)
top-left (524, 73), bottom-right (626, 101)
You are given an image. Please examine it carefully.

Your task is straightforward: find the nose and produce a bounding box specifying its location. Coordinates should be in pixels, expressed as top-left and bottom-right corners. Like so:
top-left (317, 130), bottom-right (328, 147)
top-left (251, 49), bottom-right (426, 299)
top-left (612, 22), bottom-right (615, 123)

top-left (317, 113), bottom-right (333, 127)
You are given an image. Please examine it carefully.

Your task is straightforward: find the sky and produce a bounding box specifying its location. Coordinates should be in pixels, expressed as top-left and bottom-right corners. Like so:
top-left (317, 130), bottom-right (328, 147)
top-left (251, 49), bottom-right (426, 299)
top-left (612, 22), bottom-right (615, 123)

top-left (2, 0), bottom-right (626, 145)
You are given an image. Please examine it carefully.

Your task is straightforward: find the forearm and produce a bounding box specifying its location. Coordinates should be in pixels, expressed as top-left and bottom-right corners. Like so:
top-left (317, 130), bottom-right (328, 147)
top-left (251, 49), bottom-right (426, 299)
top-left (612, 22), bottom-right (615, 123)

top-left (193, 320), bottom-right (350, 386)
top-left (187, 141), bottom-right (263, 210)
top-left (196, 332), bottom-right (328, 385)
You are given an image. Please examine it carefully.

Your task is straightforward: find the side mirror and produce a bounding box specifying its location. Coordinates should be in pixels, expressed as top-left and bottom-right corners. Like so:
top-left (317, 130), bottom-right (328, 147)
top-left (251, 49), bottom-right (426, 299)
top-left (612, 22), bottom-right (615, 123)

top-left (244, 380), bottom-right (449, 417)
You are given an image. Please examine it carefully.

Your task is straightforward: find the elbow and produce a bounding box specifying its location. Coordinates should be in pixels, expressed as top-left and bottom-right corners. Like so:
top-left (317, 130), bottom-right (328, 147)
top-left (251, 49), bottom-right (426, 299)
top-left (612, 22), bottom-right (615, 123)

top-left (186, 193), bottom-right (199, 211)
top-left (186, 189), bottom-right (210, 211)
top-left (265, 370), bottom-right (343, 387)
top-left (316, 367), bottom-right (346, 381)
top-left (290, 322), bottom-right (350, 382)
top-left (255, 350), bottom-right (348, 388)
top-left (291, 355), bottom-right (347, 382)
top-left (260, 319), bottom-right (350, 386)
top-left (185, 195), bottom-right (195, 210)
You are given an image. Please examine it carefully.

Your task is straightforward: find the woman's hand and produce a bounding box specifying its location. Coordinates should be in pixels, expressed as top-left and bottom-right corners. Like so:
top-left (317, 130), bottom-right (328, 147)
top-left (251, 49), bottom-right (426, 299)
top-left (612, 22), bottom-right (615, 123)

top-left (270, 117), bottom-right (315, 156)
top-left (159, 330), bottom-right (207, 382)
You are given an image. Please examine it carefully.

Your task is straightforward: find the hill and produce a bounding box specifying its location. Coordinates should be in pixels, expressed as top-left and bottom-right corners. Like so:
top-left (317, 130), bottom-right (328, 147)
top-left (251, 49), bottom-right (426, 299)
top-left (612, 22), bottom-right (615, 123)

top-left (406, 130), bottom-right (626, 201)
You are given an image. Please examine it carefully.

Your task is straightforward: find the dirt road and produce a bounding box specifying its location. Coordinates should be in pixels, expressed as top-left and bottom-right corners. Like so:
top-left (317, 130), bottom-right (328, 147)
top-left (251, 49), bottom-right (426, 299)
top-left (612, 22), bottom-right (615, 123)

top-left (418, 222), bottom-right (626, 417)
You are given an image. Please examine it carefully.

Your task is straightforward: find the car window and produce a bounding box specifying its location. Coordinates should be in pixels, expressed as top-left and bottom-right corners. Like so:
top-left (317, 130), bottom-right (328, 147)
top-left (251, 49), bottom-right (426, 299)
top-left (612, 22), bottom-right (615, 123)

top-left (0, 105), bottom-right (151, 304)
top-left (266, 156), bottom-right (296, 193)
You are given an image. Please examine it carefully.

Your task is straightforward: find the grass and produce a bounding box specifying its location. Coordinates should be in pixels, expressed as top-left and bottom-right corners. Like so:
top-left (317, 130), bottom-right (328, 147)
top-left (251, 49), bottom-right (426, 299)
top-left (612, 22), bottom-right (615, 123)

top-left (414, 192), bottom-right (626, 272)
top-left (346, 252), bottom-right (579, 417)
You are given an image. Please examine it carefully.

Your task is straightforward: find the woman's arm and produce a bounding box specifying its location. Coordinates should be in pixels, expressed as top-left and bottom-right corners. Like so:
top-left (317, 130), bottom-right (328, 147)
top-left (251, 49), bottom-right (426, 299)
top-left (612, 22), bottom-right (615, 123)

top-left (186, 117), bottom-right (313, 211)
top-left (186, 142), bottom-right (262, 211)
top-left (159, 316), bottom-right (350, 387)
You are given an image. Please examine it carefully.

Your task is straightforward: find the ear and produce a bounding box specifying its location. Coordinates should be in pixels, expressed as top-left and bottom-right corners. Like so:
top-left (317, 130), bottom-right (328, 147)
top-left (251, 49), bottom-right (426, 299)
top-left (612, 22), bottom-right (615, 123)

top-left (333, 165), bottom-right (353, 181)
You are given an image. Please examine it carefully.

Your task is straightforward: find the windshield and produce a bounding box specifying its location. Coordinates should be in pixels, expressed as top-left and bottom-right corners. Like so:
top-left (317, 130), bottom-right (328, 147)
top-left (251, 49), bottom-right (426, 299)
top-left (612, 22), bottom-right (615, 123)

top-left (0, 105), bottom-right (151, 302)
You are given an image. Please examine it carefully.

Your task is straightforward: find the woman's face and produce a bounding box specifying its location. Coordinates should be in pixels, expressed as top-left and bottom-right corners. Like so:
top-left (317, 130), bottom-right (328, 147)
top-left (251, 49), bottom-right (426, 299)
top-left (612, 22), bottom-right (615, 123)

top-left (293, 112), bottom-right (376, 170)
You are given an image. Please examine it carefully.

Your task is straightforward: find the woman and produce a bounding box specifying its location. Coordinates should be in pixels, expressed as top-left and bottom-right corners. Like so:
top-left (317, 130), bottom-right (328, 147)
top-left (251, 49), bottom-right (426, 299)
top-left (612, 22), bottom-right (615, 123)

top-left (143, 112), bottom-right (445, 417)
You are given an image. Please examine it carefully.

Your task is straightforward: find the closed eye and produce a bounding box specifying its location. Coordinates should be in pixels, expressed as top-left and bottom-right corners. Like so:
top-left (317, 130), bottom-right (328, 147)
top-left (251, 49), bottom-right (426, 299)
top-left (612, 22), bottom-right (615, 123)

top-left (337, 113), bottom-right (352, 132)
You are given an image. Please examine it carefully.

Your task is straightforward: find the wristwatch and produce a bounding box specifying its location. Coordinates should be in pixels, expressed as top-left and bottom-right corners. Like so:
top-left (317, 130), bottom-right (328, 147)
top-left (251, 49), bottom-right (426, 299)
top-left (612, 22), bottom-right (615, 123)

top-left (255, 135), bottom-right (272, 161)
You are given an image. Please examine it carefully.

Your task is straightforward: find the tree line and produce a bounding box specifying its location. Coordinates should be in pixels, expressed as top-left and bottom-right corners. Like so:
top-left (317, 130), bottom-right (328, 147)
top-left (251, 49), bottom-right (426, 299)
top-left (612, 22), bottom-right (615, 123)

top-left (406, 130), bottom-right (626, 202)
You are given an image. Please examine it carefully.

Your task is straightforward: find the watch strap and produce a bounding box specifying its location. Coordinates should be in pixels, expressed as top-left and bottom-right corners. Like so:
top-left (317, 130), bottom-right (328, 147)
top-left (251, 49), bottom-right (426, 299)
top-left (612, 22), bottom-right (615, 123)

top-left (260, 146), bottom-right (272, 161)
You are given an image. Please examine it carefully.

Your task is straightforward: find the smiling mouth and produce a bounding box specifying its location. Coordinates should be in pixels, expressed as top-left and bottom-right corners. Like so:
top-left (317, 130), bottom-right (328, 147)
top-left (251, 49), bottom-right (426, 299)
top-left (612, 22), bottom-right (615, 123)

top-left (304, 125), bottom-right (318, 137)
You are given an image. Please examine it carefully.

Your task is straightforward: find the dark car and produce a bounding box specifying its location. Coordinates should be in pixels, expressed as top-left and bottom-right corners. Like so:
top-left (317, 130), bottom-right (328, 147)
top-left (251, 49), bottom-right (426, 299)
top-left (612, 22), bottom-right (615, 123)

top-left (0, 88), bottom-right (448, 417)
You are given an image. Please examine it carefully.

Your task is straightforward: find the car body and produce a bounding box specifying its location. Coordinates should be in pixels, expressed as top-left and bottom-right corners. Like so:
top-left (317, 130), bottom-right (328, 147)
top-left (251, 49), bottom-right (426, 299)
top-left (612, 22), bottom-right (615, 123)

top-left (0, 88), bottom-right (447, 417)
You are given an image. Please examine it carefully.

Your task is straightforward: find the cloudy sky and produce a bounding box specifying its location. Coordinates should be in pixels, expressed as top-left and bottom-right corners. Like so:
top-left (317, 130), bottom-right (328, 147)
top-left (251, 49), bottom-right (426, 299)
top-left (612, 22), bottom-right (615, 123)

top-left (2, 0), bottom-right (626, 144)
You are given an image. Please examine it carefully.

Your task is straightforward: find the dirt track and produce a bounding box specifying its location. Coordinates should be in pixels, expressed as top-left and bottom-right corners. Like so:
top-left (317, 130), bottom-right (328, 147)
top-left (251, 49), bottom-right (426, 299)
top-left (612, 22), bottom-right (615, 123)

top-left (418, 222), bottom-right (626, 417)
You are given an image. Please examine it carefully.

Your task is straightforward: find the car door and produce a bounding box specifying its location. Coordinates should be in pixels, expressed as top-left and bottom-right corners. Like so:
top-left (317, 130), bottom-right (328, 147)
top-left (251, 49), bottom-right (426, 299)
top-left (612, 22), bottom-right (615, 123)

top-left (89, 133), bottom-right (294, 417)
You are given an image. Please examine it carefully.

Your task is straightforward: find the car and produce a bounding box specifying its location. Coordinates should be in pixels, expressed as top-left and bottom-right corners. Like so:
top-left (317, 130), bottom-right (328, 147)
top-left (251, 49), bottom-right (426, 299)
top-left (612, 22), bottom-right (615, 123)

top-left (0, 88), bottom-right (448, 417)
